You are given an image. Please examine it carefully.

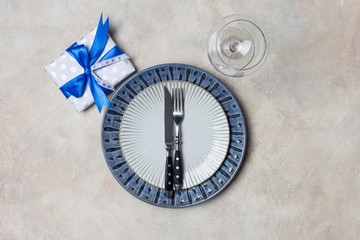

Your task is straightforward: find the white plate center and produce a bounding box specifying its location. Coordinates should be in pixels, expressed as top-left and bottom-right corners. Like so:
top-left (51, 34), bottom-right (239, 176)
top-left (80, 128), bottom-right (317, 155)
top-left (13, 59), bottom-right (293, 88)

top-left (120, 81), bottom-right (230, 189)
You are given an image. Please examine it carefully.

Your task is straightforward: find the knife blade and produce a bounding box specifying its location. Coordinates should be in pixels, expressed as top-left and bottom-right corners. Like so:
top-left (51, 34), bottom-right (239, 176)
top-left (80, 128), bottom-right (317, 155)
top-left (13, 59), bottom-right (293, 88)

top-left (164, 86), bottom-right (174, 198)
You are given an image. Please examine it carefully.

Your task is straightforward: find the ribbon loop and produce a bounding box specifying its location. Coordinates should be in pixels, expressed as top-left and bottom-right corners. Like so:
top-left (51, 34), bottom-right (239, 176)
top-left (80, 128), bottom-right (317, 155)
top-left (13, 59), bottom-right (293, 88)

top-left (59, 14), bottom-right (126, 113)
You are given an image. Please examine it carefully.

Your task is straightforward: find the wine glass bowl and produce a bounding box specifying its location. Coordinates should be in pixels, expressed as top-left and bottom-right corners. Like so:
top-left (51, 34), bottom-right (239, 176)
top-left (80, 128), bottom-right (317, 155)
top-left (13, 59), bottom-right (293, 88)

top-left (207, 15), bottom-right (268, 77)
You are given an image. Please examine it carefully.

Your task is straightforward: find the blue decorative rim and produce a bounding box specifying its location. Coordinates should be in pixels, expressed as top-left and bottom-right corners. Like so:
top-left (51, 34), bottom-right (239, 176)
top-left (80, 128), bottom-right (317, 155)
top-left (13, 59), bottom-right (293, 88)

top-left (101, 64), bottom-right (247, 208)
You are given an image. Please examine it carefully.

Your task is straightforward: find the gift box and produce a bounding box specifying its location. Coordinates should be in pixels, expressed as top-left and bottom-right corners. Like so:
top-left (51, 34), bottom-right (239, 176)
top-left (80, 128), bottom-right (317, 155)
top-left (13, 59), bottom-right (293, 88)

top-left (44, 15), bottom-right (135, 112)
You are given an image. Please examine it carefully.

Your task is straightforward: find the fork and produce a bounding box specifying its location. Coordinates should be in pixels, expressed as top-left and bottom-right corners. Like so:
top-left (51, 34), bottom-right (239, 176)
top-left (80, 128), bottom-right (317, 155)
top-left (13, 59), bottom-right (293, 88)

top-left (172, 88), bottom-right (184, 192)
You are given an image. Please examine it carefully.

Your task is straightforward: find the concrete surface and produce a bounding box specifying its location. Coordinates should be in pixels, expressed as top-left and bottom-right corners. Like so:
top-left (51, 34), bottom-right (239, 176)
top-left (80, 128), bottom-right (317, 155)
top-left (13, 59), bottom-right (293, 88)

top-left (0, 0), bottom-right (359, 239)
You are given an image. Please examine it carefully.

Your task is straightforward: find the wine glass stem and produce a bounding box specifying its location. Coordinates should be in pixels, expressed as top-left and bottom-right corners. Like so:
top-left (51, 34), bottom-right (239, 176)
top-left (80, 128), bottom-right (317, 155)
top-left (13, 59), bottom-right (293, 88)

top-left (229, 41), bottom-right (240, 53)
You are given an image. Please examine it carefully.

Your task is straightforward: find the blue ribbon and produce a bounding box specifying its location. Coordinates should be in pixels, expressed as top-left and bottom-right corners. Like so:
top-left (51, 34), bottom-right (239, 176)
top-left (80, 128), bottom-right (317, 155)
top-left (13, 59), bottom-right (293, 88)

top-left (59, 14), bottom-right (124, 112)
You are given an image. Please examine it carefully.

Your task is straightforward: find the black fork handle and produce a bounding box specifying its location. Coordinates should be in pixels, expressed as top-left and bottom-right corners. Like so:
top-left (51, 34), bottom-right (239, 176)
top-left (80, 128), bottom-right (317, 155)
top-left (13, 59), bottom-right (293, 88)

top-left (174, 150), bottom-right (183, 191)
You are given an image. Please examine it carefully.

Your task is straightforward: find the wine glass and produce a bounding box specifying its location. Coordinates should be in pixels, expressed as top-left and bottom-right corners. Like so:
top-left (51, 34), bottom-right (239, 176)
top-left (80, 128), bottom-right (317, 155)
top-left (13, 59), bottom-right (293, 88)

top-left (207, 15), bottom-right (268, 77)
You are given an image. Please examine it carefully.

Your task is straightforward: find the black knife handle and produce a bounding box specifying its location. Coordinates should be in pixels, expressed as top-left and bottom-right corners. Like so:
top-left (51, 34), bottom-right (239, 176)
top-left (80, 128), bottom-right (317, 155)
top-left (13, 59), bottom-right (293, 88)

top-left (165, 155), bottom-right (173, 197)
top-left (174, 150), bottom-right (183, 191)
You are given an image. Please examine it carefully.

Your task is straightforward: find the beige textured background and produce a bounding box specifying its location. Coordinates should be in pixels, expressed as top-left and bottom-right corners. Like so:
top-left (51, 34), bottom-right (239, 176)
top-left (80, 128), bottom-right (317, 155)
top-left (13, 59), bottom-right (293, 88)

top-left (1, 0), bottom-right (359, 239)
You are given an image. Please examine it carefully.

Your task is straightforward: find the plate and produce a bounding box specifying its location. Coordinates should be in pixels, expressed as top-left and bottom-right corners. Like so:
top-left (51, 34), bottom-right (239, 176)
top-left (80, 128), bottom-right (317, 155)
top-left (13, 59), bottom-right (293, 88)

top-left (120, 81), bottom-right (230, 189)
top-left (101, 64), bottom-right (247, 208)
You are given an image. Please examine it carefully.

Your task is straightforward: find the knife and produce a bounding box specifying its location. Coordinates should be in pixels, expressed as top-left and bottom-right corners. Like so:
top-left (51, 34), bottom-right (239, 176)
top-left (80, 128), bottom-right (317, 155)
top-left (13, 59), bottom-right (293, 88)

top-left (164, 86), bottom-right (174, 198)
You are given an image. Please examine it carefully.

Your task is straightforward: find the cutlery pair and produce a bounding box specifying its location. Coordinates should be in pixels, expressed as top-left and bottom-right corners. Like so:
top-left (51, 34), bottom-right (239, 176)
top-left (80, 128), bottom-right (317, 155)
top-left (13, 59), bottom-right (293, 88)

top-left (164, 86), bottom-right (184, 198)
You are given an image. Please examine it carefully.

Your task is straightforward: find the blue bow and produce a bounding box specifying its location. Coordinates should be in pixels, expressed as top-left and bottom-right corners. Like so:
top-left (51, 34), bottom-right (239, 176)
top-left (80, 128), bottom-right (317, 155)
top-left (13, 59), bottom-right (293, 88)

top-left (59, 14), bottom-right (124, 112)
